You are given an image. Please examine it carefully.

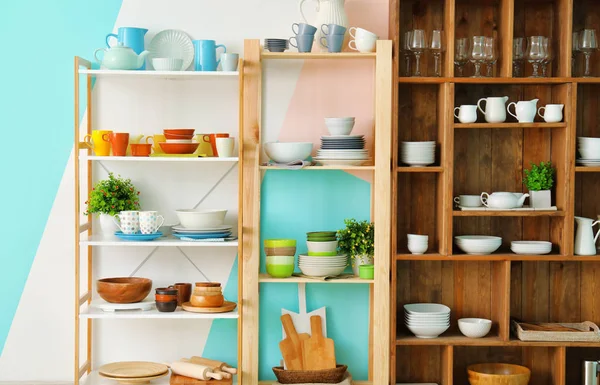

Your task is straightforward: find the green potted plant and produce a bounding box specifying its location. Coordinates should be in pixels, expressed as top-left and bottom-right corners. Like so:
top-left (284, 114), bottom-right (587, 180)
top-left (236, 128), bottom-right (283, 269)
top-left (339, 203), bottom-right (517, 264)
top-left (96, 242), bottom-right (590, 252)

top-left (84, 173), bottom-right (141, 234)
top-left (337, 218), bottom-right (374, 276)
top-left (523, 161), bottom-right (555, 208)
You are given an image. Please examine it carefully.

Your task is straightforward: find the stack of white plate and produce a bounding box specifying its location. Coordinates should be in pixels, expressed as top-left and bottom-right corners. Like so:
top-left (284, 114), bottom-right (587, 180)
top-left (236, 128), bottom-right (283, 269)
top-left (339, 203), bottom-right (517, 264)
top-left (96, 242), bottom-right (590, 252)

top-left (404, 303), bottom-right (450, 339)
top-left (577, 137), bottom-right (600, 166)
top-left (401, 141), bottom-right (436, 167)
top-left (298, 254), bottom-right (347, 277)
top-left (510, 241), bottom-right (552, 255)
top-left (315, 136), bottom-right (370, 166)
top-left (455, 235), bottom-right (502, 255)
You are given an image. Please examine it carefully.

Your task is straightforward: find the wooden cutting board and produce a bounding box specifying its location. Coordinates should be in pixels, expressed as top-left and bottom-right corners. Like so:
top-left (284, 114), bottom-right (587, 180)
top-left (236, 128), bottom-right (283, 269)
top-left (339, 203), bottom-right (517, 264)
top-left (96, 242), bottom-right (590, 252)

top-left (279, 314), bottom-right (304, 370)
top-left (170, 373), bottom-right (233, 385)
top-left (302, 315), bottom-right (336, 370)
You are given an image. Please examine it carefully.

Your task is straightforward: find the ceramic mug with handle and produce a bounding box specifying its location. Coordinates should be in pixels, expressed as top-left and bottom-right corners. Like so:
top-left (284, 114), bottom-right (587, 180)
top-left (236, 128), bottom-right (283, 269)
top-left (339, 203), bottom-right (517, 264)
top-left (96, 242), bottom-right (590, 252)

top-left (538, 104), bottom-right (564, 123)
top-left (83, 130), bottom-right (112, 156)
top-left (454, 105), bottom-right (478, 123)
top-left (139, 211), bottom-right (164, 234)
top-left (113, 211), bottom-right (140, 234)
top-left (105, 27), bottom-right (148, 69)
top-left (145, 134), bottom-right (166, 154)
top-left (349, 27), bottom-right (377, 40)
top-left (203, 133), bottom-right (230, 156)
top-left (108, 132), bottom-right (129, 156)
top-left (454, 195), bottom-right (482, 207)
top-left (349, 36), bottom-right (377, 53)
top-left (193, 40), bottom-right (226, 71)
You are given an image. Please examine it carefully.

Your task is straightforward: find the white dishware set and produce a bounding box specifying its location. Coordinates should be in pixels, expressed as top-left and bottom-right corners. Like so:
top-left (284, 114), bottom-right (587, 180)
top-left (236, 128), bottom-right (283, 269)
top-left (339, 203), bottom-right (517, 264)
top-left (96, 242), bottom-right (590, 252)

top-left (315, 117), bottom-right (370, 166)
top-left (404, 303), bottom-right (450, 339)
top-left (298, 254), bottom-right (347, 277)
top-left (454, 235), bottom-right (502, 255)
top-left (407, 234), bottom-right (428, 255)
top-left (537, 104), bottom-right (564, 123)
top-left (172, 209), bottom-right (233, 240)
top-left (348, 27), bottom-right (378, 53)
top-left (114, 210), bottom-right (165, 235)
top-left (401, 141), bottom-right (436, 167)
top-left (454, 96), bottom-right (563, 124)
top-left (577, 137), bottom-right (600, 167)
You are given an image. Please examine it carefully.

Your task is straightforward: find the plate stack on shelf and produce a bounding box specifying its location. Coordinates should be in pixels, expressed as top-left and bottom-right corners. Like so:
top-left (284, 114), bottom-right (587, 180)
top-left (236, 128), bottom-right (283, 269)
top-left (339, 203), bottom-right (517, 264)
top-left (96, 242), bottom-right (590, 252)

top-left (401, 141), bottom-right (436, 167)
top-left (315, 117), bottom-right (370, 166)
top-left (577, 137), bottom-right (600, 167)
top-left (264, 38), bottom-right (289, 52)
top-left (172, 225), bottom-right (233, 240)
top-left (404, 303), bottom-right (450, 339)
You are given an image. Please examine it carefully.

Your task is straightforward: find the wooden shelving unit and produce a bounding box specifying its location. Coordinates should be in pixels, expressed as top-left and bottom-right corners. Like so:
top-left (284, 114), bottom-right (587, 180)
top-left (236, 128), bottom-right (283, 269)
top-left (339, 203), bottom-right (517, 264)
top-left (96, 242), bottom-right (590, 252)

top-left (241, 39), bottom-right (391, 385)
top-left (390, 1), bottom-right (600, 385)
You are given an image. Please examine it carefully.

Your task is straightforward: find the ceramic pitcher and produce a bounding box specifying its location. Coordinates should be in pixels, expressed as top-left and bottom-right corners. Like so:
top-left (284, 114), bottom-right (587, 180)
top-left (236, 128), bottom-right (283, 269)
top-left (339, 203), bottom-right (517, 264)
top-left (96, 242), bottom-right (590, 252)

top-left (477, 96), bottom-right (509, 123)
top-left (299, 0), bottom-right (348, 51)
top-left (193, 40), bottom-right (226, 71)
top-left (507, 99), bottom-right (538, 123)
top-left (575, 216), bottom-right (600, 256)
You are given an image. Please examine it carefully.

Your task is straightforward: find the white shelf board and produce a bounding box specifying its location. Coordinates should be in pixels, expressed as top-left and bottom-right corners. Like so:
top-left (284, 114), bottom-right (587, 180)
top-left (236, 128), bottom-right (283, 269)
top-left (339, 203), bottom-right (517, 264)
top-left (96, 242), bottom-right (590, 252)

top-left (86, 156), bottom-right (239, 162)
top-left (83, 371), bottom-right (171, 385)
top-left (81, 302), bottom-right (238, 319)
top-left (79, 69), bottom-right (239, 79)
top-left (80, 235), bottom-right (238, 247)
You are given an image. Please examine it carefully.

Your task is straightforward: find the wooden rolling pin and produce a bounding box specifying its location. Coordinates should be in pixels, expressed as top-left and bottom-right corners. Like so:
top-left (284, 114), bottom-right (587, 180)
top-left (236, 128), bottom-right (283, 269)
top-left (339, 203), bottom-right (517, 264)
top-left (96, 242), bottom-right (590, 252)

top-left (189, 357), bottom-right (237, 374)
top-left (180, 358), bottom-right (232, 379)
top-left (168, 361), bottom-right (224, 380)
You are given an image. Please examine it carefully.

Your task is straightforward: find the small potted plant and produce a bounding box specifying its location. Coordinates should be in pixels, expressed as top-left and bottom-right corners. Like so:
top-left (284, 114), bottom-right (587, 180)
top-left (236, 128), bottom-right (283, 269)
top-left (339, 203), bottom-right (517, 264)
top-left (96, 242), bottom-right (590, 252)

top-left (337, 218), bottom-right (374, 276)
top-left (85, 173), bottom-right (141, 234)
top-left (523, 161), bottom-right (555, 208)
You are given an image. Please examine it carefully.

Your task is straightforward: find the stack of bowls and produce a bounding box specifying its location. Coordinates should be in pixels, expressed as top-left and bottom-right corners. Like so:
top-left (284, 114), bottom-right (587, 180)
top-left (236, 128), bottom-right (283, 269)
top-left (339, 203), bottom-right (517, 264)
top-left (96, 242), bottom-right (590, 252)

top-left (265, 239), bottom-right (296, 278)
top-left (577, 137), bottom-right (600, 166)
top-left (190, 282), bottom-right (224, 307)
top-left (401, 141), bottom-right (436, 167)
top-left (307, 231), bottom-right (337, 256)
top-left (155, 287), bottom-right (178, 312)
top-left (407, 234), bottom-right (428, 255)
top-left (510, 241), bottom-right (552, 255)
top-left (455, 235), bottom-right (502, 255)
top-left (404, 303), bottom-right (450, 339)
top-left (300, 231), bottom-right (346, 276)
top-left (160, 129), bottom-right (199, 154)
top-left (324, 117), bottom-right (355, 136)
top-left (264, 39), bottom-right (289, 52)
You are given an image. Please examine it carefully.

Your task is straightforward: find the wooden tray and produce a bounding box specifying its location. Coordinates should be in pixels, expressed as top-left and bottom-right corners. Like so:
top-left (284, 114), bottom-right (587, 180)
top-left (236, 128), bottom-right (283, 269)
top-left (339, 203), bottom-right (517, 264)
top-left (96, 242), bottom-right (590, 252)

top-left (181, 301), bottom-right (237, 313)
top-left (99, 371), bottom-right (168, 384)
top-left (170, 373), bottom-right (233, 385)
top-left (512, 320), bottom-right (600, 342)
top-left (99, 361), bottom-right (168, 378)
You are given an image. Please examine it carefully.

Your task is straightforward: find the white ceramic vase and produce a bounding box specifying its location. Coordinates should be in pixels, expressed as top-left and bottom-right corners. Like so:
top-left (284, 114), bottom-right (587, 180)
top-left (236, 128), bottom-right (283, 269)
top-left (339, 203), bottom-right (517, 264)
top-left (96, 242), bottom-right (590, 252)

top-left (529, 190), bottom-right (551, 208)
top-left (98, 213), bottom-right (119, 235)
top-left (299, 0), bottom-right (348, 52)
top-left (352, 254), bottom-right (374, 276)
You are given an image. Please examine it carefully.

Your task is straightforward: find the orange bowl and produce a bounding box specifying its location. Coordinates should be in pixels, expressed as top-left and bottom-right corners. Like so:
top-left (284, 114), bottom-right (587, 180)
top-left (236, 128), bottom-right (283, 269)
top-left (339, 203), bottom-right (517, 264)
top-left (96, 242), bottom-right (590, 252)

top-left (467, 363), bottom-right (530, 385)
top-left (159, 142), bottom-right (199, 154)
top-left (164, 129), bottom-right (195, 139)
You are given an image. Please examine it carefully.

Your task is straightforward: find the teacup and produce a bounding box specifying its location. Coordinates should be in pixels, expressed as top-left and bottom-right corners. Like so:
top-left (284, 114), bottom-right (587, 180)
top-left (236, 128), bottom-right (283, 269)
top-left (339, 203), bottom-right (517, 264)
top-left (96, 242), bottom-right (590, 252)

top-left (454, 105), bottom-right (478, 123)
top-left (139, 211), bottom-right (164, 234)
top-left (145, 134), bottom-right (166, 154)
top-left (203, 133), bottom-right (230, 156)
top-left (290, 34), bottom-right (314, 53)
top-left (216, 137), bottom-right (235, 158)
top-left (454, 195), bottom-right (482, 207)
top-left (320, 34), bottom-right (345, 53)
top-left (349, 37), bottom-right (377, 53)
top-left (538, 104), bottom-right (564, 123)
top-left (83, 130), bottom-right (112, 156)
top-left (292, 22), bottom-right (317, 36)
top-left (127, 134), bottom-right (144, 156)
top-left (131, 143), bottom-right (152, 157)
top-left (220, 53), bottom-right (239, 72)
top-left (349, 27), bottom-right (377, 40)
top-left (113, 210), bottom-right (139, 234)
top-left (168, 282), bottom-right (192, 305)
top-left (194, 134), bottom-right (214, 156)
top-left (321, 23), bottom-right (346, 36)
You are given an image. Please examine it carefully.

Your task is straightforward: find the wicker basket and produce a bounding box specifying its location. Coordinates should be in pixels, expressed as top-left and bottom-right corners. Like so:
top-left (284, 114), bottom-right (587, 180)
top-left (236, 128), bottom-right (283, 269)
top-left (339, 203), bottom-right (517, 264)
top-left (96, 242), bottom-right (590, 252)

top-left (272, 365), bottom-right (347, 384)
top-left (512, 320), bottom-right (600, 342)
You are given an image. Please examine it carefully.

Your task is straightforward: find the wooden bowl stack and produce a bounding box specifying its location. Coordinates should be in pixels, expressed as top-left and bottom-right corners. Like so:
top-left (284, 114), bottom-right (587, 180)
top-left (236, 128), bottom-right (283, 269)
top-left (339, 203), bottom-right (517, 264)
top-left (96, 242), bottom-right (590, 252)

top-left (190, 283), bottom-right (224, 308)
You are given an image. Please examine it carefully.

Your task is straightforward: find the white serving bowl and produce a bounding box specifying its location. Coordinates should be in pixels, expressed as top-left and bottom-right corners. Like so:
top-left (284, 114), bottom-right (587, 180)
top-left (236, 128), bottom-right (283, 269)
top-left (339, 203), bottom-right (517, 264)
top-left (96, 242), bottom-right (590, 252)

top-left (406, 323), bottom-right (449, 339)
top-left (299, 265), bottom-right (346, 277)
top-left (458, 318), bottom-right (492, 338)
top-left (325, 118), bottom-right (355, 136)
top-left (405, 315), bottom-right (450, 323)
top-left (404, 303), bottom-right (451, 314)
top-left (455, 236), bottom-right (502, 255)
top-left (306, 241), bottom-right (338, 253)
top-left (266, 256), bottom-right (295, 264)
top-left (510, 241), bottom-right (552, 255)
top-left (264, 142), bottom-right (313, 163)
top-left (175, 209), bottom-right (227, 228)
top-left (152, 57), bottom-right (184, 71)
top-left (408, 243), bottom-right (428, 255)
top-left (578, 147), bottom-right (600, 160)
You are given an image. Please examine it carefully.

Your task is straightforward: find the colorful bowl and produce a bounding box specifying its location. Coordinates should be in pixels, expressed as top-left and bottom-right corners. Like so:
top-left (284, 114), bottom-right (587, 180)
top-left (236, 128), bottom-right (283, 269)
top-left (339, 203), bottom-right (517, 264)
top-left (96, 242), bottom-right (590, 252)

top-left (307, 231), bottom-right (336, 237)
top-left (191, 293), bottom-right (225, 307)
top-left (164, 128), bottom-right (195, 138)
top-left (156, 300), bottom-right (178, 312)
top-left (130, 143), bottom-right (152, 157)
top-left (307, 240), bottom-right (338, 253)
top-left (159, 142), bottom-right (199, 154)
top-left (266, 263), bottom-right (295, 278)
top-left (264, 239), bottom-right (296, 248)
top-left (467, 363), bottom-right (530, 385)
top-left (176, 209), bottom-right (227, 228)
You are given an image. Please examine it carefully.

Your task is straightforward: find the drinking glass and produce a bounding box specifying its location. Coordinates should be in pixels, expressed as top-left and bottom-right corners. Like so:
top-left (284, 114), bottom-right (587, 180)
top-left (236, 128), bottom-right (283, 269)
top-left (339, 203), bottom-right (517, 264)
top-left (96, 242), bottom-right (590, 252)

top-left (579, 29), bottom-right (598, 77)
top-left (454, 38), bottom-right (469, 76)
top-left (541, 37), bottom-right (553, 77)
top-left (430, 30), bottom-right (445, 77)
top-left (409, 29), bottom-right (427, 76)
top-left (469, 36), bottom-right (486, 77)
top-left (513, 37), bottom-right (525, 77)
top-left (401, 31), bottom-right (413, 77)
top-left (526, 36), bottom-right (546, 77)
top-left (484, 37), bottom-right (497, 77)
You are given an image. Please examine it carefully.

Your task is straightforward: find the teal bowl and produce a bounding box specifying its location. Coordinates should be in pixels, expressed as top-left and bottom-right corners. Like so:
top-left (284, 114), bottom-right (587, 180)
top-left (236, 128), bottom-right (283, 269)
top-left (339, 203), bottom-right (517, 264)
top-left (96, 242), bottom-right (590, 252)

top-left (266, 263), bottom-right (294, 278)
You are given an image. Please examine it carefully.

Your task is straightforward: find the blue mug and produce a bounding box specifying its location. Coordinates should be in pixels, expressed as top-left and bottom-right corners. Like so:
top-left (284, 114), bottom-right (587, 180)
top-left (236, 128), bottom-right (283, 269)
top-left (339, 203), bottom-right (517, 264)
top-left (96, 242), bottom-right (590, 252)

top-left (106, 27), bottom-right (148, 70)
top-left (193, 40), bottom-right (226, 71)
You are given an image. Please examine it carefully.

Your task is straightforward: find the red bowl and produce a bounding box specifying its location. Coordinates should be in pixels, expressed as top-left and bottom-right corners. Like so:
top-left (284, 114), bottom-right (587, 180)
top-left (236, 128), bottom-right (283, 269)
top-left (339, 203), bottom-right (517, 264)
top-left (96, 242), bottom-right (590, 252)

top-left (159, 142), bottom-right (199, 154)
top-left (164, 128), bottom-right (195, 137)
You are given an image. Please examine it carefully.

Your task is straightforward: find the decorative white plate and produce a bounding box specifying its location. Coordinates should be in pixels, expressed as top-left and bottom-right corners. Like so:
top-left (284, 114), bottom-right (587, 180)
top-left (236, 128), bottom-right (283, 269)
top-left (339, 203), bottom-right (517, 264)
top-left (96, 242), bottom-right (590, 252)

top-left (149, 29), bottom-right (194, 70)
top-left (172, 225), bottom-right (232, 232)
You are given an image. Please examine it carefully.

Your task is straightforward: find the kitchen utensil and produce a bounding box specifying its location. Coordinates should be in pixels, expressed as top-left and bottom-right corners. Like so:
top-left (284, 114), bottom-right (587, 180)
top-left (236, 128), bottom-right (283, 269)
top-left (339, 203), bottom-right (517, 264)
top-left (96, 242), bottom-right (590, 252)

top-left (430, 30), bottom-right (445, 77)
top-left (265, 246), bottom-right (296, 256)
top-left (282, 283), bottom-right (327, 340)
top-left (216, 137), bottom-right (235, 158)
top-left (302, 315), bottom-right (336, 370)
top-left (401, 141), bottom-right (435, 166)
top-left (477, 96), bottom-right (509, 123)
top-left (266, 263), bottom-right (295, 278)
top-left (401, 31), bottom-right (413, 76)
top-left (580, 29), bottom-right (598, 77)
top-left (106, 27), bottom-right (149, 70)
top-left (83, 130), bottom-right (112, 156)
top-left (202, 133), bottom-right (230, 156)
top-left (220, 53), bottom-right (239, 71)
top-left (155, 294), bottom-right (177, 302)
top-left (131, 143), bottom-right (152, 157)
top-left (470, 36), bottom-right (487, 77)
top-left (149, 29), bottom-right (194, 71)
top-left (320, 34), bottom-right (344, 53)
top-left (146, 134), bottom-right (166, 154)
top-left (93, 299), bottom-right (154, 312)
top-left (484, 37), bottom-right (497, 77)
top-left (168, 361), bottom-right (223, 381)
top-left (264, 39), bottom-right (289, 53)
top-left (156, 300), bottom-right (178, 312)
top-left (349, 26), bottom-right (377, 40)
top-left (188, 357), bottom-right (237, 374)
top-left (114, 231), bottom-right (163, 241)
top-left (290, 34), bottom-right (315, 53)
top-left (193, 40), bottom-right (226, 71)
top-left (299, 0), bottom-right (348, 52)
top-left (454, 195), bottom-right (482, 207)
top-left (526, 36), bottom-right (546, 78)
top-left (407, 234), bottom-right (428, 255)
top-left (168, 283), bottom-right (192, 305)
top-left (541, 37), bottom-right (553, 77)
top-left (108, 132), bottom-right (130, 156)
top-left (458, 318), bottom-right (492, 338)
top-left (272, 365), bottom-right (348, 384)
top-left (159, 142), bottom-right (199, 155)
top-left (538, 104), bottom-right (564, 123)
top-left (455, 37), bottom-right (469, 76)
top-left (191, 293), bottom-right (225, 307)
top-left (507, 99), bottom-right (538, 123)
top-left (405, 303), bottom-right (450, 314)
top-left (99, 362), bottom-right (168, 379)
top-left (164, 128), bottom-right (195, 138)
top-left (455, 235), bottom-right (502, 255)
top-left (181, 301), bottom-right (236, 313)
top-left (152, 58), bottom-right (184, 71)
top-left (359, 264), bottom-right (374, 279)
top-left (324, 117), bottom-right (355, 135)
top-left (265, 142), bottom-right (313, 163)
top-left (453, 105), bottom-right (477, 123)
top-left (467, 363), bottom-right (530, 385)
top-left (280, 314), bottom-right (305, 370)
top-left (175, 209), bottom-right (227, 228)
top-left (349, 36), bottom-right (377, 53)
top-left (95, 43), bottom-right (150, 70)
top-left (138, 211), bottom-right (164, 234)
top-left (113, 210), bottom-right (139, 234)
top-left (575, 216), bottom-right (600, 255)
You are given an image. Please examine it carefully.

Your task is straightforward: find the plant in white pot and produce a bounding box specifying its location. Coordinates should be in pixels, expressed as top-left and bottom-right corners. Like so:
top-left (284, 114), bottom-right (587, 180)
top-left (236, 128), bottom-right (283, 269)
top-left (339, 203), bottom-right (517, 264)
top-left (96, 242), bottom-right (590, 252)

top-left (523, 161), bottom-right (555, 208)
top-left (84, 173), bottom-right (141, 234)
top-left (337, 218), bottom-right (374, 276)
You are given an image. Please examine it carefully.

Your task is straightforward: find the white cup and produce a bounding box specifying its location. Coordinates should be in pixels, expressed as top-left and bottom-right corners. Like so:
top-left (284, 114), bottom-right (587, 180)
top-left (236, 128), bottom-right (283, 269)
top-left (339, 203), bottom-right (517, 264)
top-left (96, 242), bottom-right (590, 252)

top-left (407, 234), bottom-right (428, 254)
top-left (216, 137), bottom-right (235, 158)
top-left (538, 104), bottom-right (564, 123)
top-left (139, 211), bottom-right (165, 235)
top-left (220, 53), bottom-right (239, 72)
top-left (454, 105), bottom-right (478, 123)
top-left (454, 195), bottom-right (482, 207)
top-left (349, 27), bottom-right (378, 40)
top-left (113, 211), bottom-right (139, 234)
top-left (349, 37), bottom-right (377, 53)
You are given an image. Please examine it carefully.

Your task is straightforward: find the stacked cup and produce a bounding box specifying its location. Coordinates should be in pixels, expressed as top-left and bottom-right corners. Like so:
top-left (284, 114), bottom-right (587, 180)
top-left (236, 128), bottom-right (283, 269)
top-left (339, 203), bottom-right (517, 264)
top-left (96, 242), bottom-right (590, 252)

top-left (407, 234), bottom-right (428, 255)
top-left (264, 239), bottom-right (296, 278)
top-left (319, 24), bottom-right (347, 53)
top-left (401, 141), bottom-right (436, 167)
top-left (348, 27), bottom-right (378, 53)
top-left (290, 22), bottom-right (317, 53)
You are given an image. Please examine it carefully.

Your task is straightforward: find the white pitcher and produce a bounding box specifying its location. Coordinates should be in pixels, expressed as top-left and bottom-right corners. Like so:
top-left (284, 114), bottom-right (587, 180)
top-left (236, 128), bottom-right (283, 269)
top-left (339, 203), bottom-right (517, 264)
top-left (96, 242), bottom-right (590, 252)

top-left (507, 98), bottom-right (538, 123)
top-left (477, 96), bottom-right (509, 123)
top-left (575, 216), bottom-right (600, 256)
top-left (299, 0), bottom-right (348, 51)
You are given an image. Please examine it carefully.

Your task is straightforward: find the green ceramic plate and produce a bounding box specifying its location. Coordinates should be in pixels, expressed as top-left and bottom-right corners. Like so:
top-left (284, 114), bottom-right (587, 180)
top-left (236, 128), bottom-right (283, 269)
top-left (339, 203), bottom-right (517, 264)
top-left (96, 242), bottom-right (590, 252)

top-left (307, 251), bottom-right (338, 256)
top-left (264, 239), bottom-right (296, 248)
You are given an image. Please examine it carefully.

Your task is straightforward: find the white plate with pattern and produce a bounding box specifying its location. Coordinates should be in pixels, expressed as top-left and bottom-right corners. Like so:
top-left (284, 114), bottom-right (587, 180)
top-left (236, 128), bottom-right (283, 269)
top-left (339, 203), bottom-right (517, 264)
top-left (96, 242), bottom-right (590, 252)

top-left (149, 29), bottom-right (194, 70)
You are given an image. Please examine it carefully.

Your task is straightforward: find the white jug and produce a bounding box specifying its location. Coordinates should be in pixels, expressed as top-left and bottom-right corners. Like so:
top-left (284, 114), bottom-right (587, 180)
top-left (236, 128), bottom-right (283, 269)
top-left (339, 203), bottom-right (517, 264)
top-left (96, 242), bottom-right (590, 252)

top-left (507, 99), bottom-right (538, 123)
top-left (477, 96), bottom-right (509, 123)
top-left (575, 216), bottom-right (600, 256)
top-left (299, 0), bottom-right (348, 51)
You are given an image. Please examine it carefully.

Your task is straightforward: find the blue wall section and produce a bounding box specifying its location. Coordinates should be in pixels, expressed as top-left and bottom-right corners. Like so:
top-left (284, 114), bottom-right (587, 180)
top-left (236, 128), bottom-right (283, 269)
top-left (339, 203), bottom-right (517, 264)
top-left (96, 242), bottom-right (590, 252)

top-left (0, 1), bottom-right (122, 353)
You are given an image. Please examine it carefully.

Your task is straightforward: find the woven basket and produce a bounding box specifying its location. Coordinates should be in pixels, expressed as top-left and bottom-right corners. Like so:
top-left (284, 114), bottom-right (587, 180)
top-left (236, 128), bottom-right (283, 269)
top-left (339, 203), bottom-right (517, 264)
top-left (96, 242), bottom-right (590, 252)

top-left (512, 320), bottom-right (600, 342)
top-left (272, 365), bottom-right (347, 384)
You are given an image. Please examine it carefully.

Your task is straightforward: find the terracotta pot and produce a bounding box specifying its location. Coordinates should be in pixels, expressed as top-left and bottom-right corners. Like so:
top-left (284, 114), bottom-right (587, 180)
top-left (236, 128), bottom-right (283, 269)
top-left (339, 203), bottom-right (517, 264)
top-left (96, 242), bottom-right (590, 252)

top-left (191, 294), bottom-right (224, 307)
top-left (97, 277), bottom-right (152, 304)
top-left (155, 294), bottom-right (177, 302)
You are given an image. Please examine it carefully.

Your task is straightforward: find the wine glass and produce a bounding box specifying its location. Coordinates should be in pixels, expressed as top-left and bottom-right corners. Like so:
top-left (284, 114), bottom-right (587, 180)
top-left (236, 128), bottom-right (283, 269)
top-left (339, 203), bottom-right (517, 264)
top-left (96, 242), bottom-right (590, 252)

top-left (430, 30), bottom-right (445, 77)
top-left (454, 38), bottom-right (469, 77)
top-left (409, 29), bottom-right (427, 76)
top-left (470, 36), bottom-right (486, 77)
top-left (579, 29), bottom-right (598, 77)
top-left (401, 31), bottom-right (413, 77)
top-left (541, 37), bottom-right (553, 77)
top-left (526, 36), bottom-right (546, 77)
top-left (484, 37), bottom-right (497, 77)
top-left (573, 31), bottom-right (580, 76)
top-left (513, 37), bottom-right (525, 77)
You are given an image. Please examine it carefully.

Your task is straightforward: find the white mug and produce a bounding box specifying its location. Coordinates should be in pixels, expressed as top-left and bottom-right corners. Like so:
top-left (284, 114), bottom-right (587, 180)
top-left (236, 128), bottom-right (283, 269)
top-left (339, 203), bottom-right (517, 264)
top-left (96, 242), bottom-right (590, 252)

top-left (538, 104), bottom-right (564, 123)
top-left (454, 105), bottom-right (477, 123)
top-left (349, 37), bottom-right (377, 53)
top-left (220, 53), bottom-right (239, 72)
top-left (454, 195), bottom-right (482, 207)
top-left (113, 211), bottom-right (139, 234)
top-left (349, 27), bottom-right (377, 40)
top-left (139, 211), bottom-right (164, 234)
top-left (216, 137), bottom-right (235, 158)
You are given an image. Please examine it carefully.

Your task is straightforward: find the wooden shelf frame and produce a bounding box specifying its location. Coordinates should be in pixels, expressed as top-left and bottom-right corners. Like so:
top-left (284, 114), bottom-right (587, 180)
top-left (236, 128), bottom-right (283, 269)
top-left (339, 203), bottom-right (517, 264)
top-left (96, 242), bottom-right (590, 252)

top-left (241, 39), bottom-right (391, 385)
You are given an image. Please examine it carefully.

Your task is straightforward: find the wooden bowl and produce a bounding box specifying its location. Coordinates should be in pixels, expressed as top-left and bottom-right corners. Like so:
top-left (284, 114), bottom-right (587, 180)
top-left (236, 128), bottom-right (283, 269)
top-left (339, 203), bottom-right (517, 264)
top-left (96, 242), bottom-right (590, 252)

top-left (191, 294), bottom-right (224, 307)
top-left (467, 363), bottom-right (531, 385)
top-left (195, 282), bottom-right (221, 287)
top-left (159, 142), bottom-right (199, 154)
top-left (97, 277), bottom-right (152, 304)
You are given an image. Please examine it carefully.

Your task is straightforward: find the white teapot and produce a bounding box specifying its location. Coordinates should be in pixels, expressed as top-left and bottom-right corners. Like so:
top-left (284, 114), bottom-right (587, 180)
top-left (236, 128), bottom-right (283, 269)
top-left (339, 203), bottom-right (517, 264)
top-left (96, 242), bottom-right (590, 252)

top-left (480, 192), bottom-right (529, 209)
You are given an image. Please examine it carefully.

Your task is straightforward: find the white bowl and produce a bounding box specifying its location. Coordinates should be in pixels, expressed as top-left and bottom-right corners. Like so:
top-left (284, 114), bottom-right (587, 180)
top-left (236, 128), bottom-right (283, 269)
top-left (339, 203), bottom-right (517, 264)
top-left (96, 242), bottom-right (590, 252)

top-left (510, 241), bottom-right (552, 255)
top-left (325, 118), bottom-right (355, 136)
top-left (405, 315), bottom-right (450, 322)
top-left (298, 265), bottom-right (346, 277)
top-left (306, 241), bottom-right (338, 253)
top-left (458, 318), bottom-right (492, 338)
top-left (408, 243), bottom-right (428, 254)
top-left (152, 58), bottom-right (184, 71)
top-left (454, 235), bottom-right (502, 255)
top-left (266, 256), bottom-right (295, 264)
top-left (406, 324), bottom-right (449, 339)
top-left (404, 303), bottom-right (451, 314)
top-left (175, 209), bottom-right (227, 229)
top-left (578, 147), bottom-right (600, 160)
top-left (405, 317), bottom-right (450, 324)
top-left (264, 142), bottom-right (313, 163)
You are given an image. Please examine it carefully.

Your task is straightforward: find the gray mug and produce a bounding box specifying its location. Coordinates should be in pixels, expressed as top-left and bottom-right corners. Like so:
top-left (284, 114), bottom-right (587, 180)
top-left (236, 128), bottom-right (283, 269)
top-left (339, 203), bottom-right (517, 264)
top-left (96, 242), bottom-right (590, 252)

top-left (289, 34), bottom-right (314, 53)
top-left (321, 24), bottom-right (347, 36)
top-left (220, 53), bottom-right (239, 71)
top-left (292, 22), bottom-right (317, 36)
top-left (320, 34), bottom-right (344, 53)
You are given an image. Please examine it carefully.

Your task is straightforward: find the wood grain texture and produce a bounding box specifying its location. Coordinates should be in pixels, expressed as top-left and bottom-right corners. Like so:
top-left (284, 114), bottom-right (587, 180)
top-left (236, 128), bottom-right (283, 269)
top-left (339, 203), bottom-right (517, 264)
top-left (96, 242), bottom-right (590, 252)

top-left (302, 316), bottom-right (336, 370)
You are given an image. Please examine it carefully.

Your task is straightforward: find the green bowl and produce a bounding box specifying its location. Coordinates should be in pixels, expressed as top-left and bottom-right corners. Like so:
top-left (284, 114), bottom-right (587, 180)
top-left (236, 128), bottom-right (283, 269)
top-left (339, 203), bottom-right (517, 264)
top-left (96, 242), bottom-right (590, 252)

top-left (266, 263), bottom-right (295, 278)
top-left (307, 251), bottom-right (338, 256)
top-left (307, 231), bottom-right (336, 237)
top-left (264, 239), bottom-right (296, 248)
top-left (307, 238), bottom-right (337, 243)
top-left (359, 264), bottom-right (374, 280)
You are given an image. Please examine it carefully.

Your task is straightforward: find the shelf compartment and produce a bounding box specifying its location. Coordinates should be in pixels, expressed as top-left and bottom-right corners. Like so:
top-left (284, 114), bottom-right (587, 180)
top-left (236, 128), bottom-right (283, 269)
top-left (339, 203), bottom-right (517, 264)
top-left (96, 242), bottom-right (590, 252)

top-left (395, 346), bottom-right (452, 385)
top-left (397, 333), bottom-right (503, 346)
top-left (80, 235), bottom-right (238, 247)
top-left (397, 253), bottom-right (568, 261)
top-left (79, 69), bottom-right (239, 78)
top-left (259, 165), bottom-right (375, 171)
top-left (454, 123), bottom-right (566, 129)
top-left (398, 78), bottom-right (573, 84)
top-left (566, 347), bottom-right (600, 385)
top-left (573, 2), bottom-right (600, 77)
top-left (258, 273), bottom-right (372, 284)
top-left (261, 52), bottom-right (375, 60)
top-left (453, 210), bottom-right (565, 217)
top-left (397, 167), bottom-right (444, 173)
top-left (86, 156), bottom-right (239, 162)
top-left (80, 302), bottom-right (239, 319)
